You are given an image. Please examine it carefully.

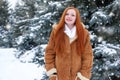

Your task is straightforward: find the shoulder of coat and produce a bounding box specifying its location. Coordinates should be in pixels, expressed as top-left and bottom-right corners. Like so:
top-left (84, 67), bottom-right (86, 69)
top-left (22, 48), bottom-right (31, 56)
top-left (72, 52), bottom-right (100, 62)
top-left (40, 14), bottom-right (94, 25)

top-left (80, 22), bottom-right (89, 34)
top-left (51, 23), bottom-right (58, 35)
top-left (52, 23), bottom-right (58, 29)
top-left (81, 23), bottom-right (90, 38)
top-left (84, 28), bottom-right (89, 34)
top-left (81, 22), bottom-right (85, 28)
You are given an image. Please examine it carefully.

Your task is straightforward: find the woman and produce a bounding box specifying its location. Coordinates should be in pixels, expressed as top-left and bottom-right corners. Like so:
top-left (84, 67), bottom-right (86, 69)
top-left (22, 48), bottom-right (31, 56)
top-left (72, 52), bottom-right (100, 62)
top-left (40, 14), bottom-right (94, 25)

top-left (44, 7), bottom-right (93, 80)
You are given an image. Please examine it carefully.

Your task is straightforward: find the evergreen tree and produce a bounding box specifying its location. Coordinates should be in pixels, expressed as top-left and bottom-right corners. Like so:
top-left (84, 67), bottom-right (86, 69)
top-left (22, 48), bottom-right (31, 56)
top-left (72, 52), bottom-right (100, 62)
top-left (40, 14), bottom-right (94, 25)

top-left (89, 0), bottom-right (120, 80)
top-left (0, 0), bottom-right (9, 26)
top-left (0, 0), bottom-right (12, 47)
top-left (9, 0), bottom-right (120, 79)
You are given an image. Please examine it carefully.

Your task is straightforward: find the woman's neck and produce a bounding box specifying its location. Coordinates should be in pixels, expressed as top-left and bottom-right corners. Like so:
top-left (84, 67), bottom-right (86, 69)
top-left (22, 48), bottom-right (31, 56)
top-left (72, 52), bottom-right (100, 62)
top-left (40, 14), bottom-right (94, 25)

top-left (66, 24), bottom-right (74, 30)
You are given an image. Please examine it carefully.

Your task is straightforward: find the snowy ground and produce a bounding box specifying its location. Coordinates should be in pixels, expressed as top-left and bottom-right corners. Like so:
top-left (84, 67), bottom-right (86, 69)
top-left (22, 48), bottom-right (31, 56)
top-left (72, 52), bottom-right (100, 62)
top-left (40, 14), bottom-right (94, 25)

top-left (0, 48), bottom-right (45, 80)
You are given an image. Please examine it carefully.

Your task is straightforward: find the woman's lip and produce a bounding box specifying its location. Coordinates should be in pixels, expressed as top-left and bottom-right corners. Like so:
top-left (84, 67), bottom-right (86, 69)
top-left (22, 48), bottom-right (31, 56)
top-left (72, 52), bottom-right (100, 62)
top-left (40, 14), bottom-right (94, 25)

top-left (66, 19), bottom-right (72, 21)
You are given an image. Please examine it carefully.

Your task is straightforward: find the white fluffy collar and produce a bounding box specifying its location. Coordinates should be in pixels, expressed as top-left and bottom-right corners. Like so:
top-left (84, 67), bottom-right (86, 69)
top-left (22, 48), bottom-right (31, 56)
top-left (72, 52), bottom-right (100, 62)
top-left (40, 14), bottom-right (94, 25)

top-left (64, 24), bottom-right (76, 39)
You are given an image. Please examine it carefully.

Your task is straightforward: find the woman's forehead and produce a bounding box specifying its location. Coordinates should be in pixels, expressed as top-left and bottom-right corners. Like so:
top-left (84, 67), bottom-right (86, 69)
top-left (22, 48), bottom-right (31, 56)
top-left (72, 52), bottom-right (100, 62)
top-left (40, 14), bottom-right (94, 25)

top-left (66, 9), bottom-right (76, 13)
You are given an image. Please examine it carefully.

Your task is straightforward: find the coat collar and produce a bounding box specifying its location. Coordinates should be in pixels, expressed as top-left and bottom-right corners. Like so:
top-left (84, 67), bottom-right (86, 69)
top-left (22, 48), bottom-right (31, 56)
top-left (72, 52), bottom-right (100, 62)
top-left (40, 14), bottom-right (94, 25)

top-left (69, 35), bottom-right (77, 44)
top-left (64, 24), bottom-right (76, 39)
top-left (64, 33), bottom-right (78, 44)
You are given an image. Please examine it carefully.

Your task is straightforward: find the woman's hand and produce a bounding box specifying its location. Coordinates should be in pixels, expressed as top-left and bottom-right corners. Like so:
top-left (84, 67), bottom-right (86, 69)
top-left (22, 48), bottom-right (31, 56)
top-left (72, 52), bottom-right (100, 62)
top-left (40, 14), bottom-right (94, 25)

top-left (50, 74), bottom-right (57, 80)
top-left (75, 76), bottom-right (81, 80)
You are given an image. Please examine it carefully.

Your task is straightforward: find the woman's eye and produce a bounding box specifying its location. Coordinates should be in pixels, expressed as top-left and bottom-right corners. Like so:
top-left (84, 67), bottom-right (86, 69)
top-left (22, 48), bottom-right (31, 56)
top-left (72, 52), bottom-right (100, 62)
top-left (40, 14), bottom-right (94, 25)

top-left (66, 13), bottom-right (69, 15)
top-left (72, 14), bottom-right (75, 16)
top-left (66, 13), bottom-right (75, 17)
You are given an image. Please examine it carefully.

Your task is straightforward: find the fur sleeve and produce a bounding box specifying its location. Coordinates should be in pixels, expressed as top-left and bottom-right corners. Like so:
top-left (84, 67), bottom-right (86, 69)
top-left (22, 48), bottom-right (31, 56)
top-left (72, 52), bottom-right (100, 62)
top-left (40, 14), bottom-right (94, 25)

top-left (80, 31), bottom-right (93, 79)
top-left (44, 25), bottom-right (56, 72)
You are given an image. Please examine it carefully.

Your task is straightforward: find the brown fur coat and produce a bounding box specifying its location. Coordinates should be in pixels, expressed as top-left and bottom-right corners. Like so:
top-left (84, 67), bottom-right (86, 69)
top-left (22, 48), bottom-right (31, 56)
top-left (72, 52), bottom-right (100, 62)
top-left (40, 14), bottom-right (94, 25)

top-left (45, 24), bottom-right (93, 80)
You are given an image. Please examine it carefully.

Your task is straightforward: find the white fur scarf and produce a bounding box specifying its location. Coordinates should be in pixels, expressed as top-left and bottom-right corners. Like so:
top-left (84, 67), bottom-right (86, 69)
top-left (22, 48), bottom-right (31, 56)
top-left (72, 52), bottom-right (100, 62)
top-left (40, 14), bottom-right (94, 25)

top-left (64, 24), bottom-right (76, 39)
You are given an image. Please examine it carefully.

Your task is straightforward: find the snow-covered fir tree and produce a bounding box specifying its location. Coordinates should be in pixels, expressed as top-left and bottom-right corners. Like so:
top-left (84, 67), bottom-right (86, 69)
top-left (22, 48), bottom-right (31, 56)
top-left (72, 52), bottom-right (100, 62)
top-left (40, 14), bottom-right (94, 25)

top-left (1, 0), bottom-right (120, 80)
top-left (0, 0), bottom-right (12, 47)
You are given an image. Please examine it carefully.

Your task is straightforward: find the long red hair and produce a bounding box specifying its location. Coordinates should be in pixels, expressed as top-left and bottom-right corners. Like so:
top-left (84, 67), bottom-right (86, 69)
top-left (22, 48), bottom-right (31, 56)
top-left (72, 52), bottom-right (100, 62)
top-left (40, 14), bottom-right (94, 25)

top-left (54, 7), bottom-right (85, 55)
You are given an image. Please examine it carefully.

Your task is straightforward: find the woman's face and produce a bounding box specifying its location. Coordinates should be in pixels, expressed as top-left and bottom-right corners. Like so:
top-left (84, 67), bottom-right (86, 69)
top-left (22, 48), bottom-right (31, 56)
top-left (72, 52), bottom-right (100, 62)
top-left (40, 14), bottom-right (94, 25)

top-left (65, 9), bottom-right (76, 26)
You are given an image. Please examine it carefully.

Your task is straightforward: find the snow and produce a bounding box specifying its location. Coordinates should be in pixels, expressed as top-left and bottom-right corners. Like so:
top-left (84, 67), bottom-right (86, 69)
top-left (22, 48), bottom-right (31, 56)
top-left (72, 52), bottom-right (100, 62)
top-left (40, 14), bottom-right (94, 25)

top-left (0, 48), bottom-right (45, 80)
top-left (15, 36), bottom-right (25, 45)
top-left (7, 0), bottom-right (18, 9)
top-left (7, 0), bottom-right (24, 9)
top-left (48, 1), bottom-right (62, 7)
top-left (98, 36), bottom-right (103, 42)
top-left (30, 25), bottom-right (41, 31)
top-left (18, 45), bottom-right (45, 63)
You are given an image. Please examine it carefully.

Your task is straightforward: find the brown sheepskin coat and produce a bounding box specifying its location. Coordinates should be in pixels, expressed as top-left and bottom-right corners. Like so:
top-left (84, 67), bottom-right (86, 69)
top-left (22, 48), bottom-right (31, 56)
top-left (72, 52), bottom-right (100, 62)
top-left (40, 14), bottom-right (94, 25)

top-left (45, 25), bottom-right (93, 80)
